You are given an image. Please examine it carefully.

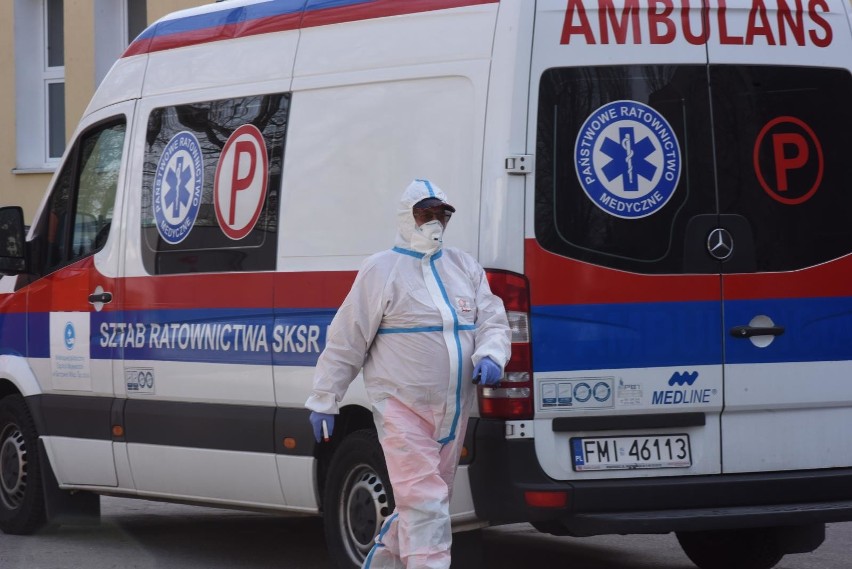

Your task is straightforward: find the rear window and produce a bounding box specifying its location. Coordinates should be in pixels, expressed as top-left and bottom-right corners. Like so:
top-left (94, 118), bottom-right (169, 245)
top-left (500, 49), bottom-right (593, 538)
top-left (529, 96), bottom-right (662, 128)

top-left (535, 65), bottom-right (852, 274)
top-left (712, 66), bottom-right (852, 273)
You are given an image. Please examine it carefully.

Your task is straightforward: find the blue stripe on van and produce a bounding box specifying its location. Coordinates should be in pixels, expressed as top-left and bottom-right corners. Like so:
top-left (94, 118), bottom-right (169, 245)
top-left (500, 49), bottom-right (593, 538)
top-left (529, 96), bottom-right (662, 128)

top-left (25, 296), bottom-right (851, 372)
top-left (531, 301), bottom-right (723, 372)
top-left (87, 308), bottom-right (334, 367)
top-left (137, 1), bottom-right (307, 40)
top-left (532, 296), bottom-right (852, 372)
top-left (126, 0), bottom-right (498, 56)
top-left (723, 296), bottom-right (852, 365)
top-left (0, 313), bottom-right (27, 357)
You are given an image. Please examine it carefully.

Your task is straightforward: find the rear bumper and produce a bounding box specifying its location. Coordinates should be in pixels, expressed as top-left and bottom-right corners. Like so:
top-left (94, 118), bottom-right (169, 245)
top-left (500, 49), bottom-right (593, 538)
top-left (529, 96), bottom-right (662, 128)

top-left (468, 418), bottom-right (852, 535)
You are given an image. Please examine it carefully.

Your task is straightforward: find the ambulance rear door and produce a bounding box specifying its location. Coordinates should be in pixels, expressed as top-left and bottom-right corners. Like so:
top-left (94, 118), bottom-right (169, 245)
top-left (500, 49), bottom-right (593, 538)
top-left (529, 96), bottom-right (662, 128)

top-left (527, 0), bottom-right (725, 481)
top-left (705, 0), bottom-right (852, 473)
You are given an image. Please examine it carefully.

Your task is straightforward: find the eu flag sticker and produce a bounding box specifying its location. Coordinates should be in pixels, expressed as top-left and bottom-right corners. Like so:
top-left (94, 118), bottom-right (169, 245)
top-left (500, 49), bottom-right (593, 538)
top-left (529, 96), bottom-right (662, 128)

top-left (574, 100), bottom-right (681, 219)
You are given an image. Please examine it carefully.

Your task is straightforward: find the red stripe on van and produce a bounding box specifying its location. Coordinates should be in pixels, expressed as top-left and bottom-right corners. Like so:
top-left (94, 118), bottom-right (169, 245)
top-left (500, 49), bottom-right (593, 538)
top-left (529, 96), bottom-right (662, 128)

top-left (6, 256), bottom-right (357, 313)
top-left (123, 271), bottom-right (355, 310)
top-left (302, 0), bottom-right (499, 27)
top-left (124, 13), bottom-right (303, 57)
top-left (19, 257), bottom-right (119, 313)
top-left (525, 239), bottom-right (720, 306)
top-left (123, 0), bottom-right (498, 57)
top-left (723, 254), bottom-right (852, 301)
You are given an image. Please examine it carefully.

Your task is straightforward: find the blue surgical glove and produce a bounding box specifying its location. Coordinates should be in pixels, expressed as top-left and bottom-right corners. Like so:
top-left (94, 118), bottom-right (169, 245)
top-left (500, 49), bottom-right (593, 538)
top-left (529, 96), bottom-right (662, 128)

top-left (473, 356), bottom-right (502, 386)
top-left (309, 412), bottom-right (335, 443)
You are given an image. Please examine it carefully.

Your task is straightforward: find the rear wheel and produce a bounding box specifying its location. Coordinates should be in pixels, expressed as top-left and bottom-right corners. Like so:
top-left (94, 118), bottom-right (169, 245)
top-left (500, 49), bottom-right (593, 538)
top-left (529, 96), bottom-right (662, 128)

top-left (323, 430), bottom-right (395, 569)
top-left (0, 395), bottom-right (46, 535)
top-left (676, 528), bottom-right (785, 569)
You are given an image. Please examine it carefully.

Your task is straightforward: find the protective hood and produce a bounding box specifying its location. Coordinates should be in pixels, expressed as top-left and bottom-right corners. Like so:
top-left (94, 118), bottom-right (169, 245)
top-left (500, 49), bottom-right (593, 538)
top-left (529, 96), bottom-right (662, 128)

top-left (394, 179), bottom-right (455, 252)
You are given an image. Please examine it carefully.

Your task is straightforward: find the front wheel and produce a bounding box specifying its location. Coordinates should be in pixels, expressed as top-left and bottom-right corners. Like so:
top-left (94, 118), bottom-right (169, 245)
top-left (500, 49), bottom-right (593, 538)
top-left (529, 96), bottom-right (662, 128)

top-left (323, 429), bottom-right (395, 569)
top-left (676, 528), bottom-right (785, 569)
top-left (0, 395), bottom-right (46, 535)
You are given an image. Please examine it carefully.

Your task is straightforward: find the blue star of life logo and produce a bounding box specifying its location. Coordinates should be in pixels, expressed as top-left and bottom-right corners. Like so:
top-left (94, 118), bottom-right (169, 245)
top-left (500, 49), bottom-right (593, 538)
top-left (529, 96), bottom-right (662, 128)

top-left (153, 131), bottom-right (204, 245)
top-left (574, 100), bottom-right (681, 220)
top-left (64, 322), bottom-right (75, 350)
top-left (165, 155), bottom-right (193, 218)
top-left (600, 127), bottom-right (657, 192)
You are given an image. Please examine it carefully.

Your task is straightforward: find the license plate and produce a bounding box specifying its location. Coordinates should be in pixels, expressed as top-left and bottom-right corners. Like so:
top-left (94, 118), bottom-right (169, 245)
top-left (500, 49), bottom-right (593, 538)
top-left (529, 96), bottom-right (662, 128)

top-left (571, 434), bottom-right (691, 471)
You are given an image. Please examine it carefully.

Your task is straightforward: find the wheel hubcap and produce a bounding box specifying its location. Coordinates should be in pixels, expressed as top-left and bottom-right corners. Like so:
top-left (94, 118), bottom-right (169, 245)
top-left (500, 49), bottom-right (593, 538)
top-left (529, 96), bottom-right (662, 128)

top-left (341, 465), bottom-right (391, 564)
top-left (0, 424), bottom-right (27, 510)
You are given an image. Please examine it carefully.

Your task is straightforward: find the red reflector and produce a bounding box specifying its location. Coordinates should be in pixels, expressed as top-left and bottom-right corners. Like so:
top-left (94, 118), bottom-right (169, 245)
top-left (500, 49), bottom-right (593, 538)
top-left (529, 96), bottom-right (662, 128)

top-left (524, 491), bottom-right (569, 508)
top-left (478, 397), bottom-right (532, 419)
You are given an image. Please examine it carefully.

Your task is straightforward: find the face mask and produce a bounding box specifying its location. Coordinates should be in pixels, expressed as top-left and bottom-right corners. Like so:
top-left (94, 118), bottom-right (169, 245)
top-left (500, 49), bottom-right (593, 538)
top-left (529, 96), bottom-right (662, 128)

top-left (411, 220), bottom-right (443, 253)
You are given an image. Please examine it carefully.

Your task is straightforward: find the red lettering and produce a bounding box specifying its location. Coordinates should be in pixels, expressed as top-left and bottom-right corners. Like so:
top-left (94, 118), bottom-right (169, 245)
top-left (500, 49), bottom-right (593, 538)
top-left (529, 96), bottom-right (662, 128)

top-left (777, 0), bottom-right (805, 45)
top-left (561, 0), bottom-right (596, 44)
top-left (718, 0), bottom-right (744, 44)
top-left (681, 0), bottom-right (709, 44)
top-left (599, 0), bottom-right (642, 44)
top-left (557, 0), bottom-right (829, 49)
top-left (649, 0), bottom-right (677, 43)
top-left (745, 0), bottom-right (776, 44)
top-left (773, 133), bottom-right (808, 192)
top-left (808, 0), bottom-right (833, 47)
top-left (229, 141), bottom-right (256, 225)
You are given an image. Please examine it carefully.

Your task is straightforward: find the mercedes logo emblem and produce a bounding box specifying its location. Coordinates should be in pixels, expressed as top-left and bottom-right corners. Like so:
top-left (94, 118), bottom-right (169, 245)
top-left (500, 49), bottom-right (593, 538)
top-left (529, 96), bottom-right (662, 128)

top-left (707, 228), bottom-right (734, 261)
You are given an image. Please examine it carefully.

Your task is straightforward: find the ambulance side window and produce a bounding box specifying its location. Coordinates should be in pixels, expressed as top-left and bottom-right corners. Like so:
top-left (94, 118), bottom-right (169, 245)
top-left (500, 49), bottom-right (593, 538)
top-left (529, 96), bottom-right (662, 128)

top-left (32, 119), bottom-right (126, 276)
top-left (140, 93), bottom-right (289, 275)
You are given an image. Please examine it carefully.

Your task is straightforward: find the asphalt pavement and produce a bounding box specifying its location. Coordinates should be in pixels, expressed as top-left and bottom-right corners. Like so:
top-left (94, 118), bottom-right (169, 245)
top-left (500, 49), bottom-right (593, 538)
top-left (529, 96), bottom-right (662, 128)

top-left (0, 497), bottom-right (848, 569)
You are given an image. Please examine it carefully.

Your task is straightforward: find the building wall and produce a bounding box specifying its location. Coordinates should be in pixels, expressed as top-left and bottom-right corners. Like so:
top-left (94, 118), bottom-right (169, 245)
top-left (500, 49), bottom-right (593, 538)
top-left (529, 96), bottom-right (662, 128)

top-left (1, 0), bottom-right (209, 223)
top-left (65, 0), bottom-right (96, 153)
top-left (148, 0), bottom-right (208, 23)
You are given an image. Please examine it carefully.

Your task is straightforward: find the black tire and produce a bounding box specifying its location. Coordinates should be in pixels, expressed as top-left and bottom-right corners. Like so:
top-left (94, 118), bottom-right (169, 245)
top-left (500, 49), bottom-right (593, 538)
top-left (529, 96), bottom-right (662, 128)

top-left (323, 429), bottom-right (395, 569)
top-left (0, 395), bottom-right (46, 535)
top-left (676, 528), bottom-right (785, 569)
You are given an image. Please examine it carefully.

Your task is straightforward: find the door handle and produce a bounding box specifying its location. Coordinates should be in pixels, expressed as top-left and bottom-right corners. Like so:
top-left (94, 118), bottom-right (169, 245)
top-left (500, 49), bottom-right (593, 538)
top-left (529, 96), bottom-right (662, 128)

top-left (88, 292), bottom-right (113, 304)
top-left (730, 325), bottom-right (784, 339)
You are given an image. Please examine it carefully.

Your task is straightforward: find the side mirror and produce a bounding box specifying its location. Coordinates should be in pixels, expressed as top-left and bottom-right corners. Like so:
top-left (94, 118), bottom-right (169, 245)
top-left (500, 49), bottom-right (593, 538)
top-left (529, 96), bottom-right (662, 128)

top-left (0, 206), bottom-right (27, 275)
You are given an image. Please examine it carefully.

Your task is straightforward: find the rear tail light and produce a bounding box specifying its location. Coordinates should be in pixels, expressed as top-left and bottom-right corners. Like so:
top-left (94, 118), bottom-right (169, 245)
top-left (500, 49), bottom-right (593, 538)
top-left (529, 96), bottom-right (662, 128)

top-left (479, 270), bottom-right (533, 420)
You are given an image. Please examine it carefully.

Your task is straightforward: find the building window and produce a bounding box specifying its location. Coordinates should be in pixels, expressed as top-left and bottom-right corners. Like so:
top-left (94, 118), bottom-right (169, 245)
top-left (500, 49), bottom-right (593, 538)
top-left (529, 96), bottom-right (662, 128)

top-left (15, 0), bottom-right (66, 169)
top-left (126, 0), bottom-right (147, 43)
top-left (47, 82), bottom-right (65, 159)
top-left (94, 0), bottom-right (148, 86)
top-left (44, 0), bottom-right (65, 160)
top-left (45, 0), bottom-right (64, 67)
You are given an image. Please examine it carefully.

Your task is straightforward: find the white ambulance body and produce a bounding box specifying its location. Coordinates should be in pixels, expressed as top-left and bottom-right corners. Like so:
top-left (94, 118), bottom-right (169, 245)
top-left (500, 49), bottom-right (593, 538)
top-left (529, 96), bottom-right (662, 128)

top-left (0, 1), bottom-right (851, 568)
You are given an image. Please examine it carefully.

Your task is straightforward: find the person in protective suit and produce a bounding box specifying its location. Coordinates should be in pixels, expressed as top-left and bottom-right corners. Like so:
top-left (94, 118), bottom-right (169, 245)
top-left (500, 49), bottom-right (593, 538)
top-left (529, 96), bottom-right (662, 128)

top-left (305, 178), bottom-right (511, 569)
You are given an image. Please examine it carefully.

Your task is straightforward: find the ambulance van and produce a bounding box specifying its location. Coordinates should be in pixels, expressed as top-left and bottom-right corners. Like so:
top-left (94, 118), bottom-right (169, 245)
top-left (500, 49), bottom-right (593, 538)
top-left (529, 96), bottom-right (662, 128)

top-left (1, 0), bottom-right (851, 568)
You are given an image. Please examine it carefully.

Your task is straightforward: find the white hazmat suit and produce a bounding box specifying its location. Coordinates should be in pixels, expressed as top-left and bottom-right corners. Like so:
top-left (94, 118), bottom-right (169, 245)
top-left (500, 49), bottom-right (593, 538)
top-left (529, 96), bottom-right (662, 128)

top-left (306, 179), bottom-right (511, 569)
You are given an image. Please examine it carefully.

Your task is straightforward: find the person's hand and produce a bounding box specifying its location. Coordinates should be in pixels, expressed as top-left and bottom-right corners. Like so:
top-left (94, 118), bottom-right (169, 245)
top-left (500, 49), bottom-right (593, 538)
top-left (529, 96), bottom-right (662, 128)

top-left (473, 357), bottom-right (502, 386)
top-left (309, 412), bottom-right (335, 442)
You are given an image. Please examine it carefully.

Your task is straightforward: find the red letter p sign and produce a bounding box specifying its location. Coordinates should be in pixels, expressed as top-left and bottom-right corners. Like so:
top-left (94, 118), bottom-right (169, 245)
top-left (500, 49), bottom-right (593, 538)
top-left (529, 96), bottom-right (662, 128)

top-left (214, 124), bottom-right (269, 240)
top-left (753, 116), bottom-right (823, 205)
